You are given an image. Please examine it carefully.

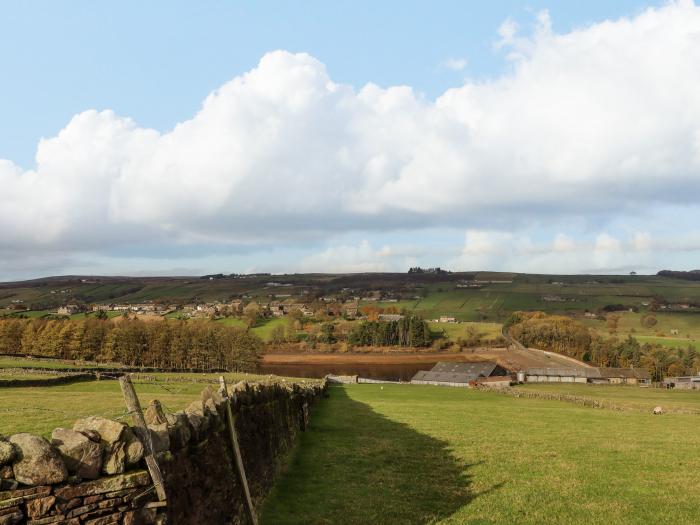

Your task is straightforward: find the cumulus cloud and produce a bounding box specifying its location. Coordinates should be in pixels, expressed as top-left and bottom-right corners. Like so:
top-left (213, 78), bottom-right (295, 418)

top-left (3, 1), bottom-right (700, 277)
top-left (298, 240), bottom-right (396, 273)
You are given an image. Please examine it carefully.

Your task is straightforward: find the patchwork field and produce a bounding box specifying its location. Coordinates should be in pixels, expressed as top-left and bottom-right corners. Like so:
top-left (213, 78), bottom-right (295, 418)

top-left (582, 311), bottom-right (700, 349)
top-left (261, 384), bottom-right (700, 524)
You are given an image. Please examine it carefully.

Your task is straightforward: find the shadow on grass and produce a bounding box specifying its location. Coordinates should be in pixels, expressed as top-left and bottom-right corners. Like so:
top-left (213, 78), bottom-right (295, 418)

top-left (261, 386), bottom-right (490, 525)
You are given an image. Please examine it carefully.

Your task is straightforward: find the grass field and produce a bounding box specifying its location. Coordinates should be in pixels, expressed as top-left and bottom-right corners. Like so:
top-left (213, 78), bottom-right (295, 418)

top-left (0, 356), bottom-right (121, 369)
top-left (261, 384), bottom-right (700, 524)
top-left (428, 321), bottom-right (503, 342)
top-left (582, 311), bottom-right (700, 338)
top-left (0, 371), bottom-right (307, 437)
top-left (217, 316), bottom-right (290, 342)
top-left (517, 383), bottom-right (700, 413)
top-left (582, 311), bottom-right (700, 351)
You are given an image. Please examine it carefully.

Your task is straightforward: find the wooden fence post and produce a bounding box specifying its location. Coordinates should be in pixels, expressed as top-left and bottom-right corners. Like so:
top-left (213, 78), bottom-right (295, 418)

top-left (119, 374), bottom-right (168, 502)
top-left (219, 376), bottom-right (259, 525)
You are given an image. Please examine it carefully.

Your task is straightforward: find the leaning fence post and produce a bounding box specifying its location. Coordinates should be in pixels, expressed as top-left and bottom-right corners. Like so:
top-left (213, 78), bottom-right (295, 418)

top-left (219, 376), bottom-right (258, 525)
top-left (119, 374), bottom-right (168, 502)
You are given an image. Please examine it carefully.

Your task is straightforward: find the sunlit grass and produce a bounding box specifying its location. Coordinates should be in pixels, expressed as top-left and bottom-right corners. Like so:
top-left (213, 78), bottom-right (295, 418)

top-left (262, 384), bottom-right (700, 524)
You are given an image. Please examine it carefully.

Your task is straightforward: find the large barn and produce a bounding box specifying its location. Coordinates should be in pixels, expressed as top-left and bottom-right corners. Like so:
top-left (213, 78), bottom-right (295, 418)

top-left (411, 361), bottom-right (510, 387)
top-left (524, 367), bottom-right (650, 385)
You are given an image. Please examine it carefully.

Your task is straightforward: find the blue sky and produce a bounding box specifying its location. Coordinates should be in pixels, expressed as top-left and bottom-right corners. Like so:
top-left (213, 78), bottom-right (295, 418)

top-left (1, 0), bottom-right (655, 167)
top-left (2, 0), bottom-right (699, 279)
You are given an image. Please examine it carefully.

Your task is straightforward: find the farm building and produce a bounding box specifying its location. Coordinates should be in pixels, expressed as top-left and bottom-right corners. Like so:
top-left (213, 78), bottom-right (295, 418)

top-left (411, 361), bottom-right (510, 388)
top-left (524, 367), bottom-right (650, 385)
top-left (473, 376), bottom-right (512, 388)
top-left (596, 367), bottom-right (651, 385)
top-left (524, 367), bottom-right (594, 383)
top-left (664, 376), bottom-right (700, 389)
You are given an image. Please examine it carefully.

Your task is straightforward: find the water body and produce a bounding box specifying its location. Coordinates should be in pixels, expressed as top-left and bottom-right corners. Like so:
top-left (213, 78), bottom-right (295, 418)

top-left (257, 362), bottom-right (434, 381)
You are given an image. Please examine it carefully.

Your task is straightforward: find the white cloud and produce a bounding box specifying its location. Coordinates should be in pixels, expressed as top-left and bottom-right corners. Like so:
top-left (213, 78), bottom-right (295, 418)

top-left (552, 234), bottom-right (576, 253)
top-left (3, 2), bottom-right (700, 276)
top-left (442, 58), bottom-right (468, 71)
top-left (298, 240), bottom-right (394, 273)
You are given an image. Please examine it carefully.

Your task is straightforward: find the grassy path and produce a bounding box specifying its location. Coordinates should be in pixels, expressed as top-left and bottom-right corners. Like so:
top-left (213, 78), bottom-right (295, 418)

top-left (261, 384), bottom-right (700, 524)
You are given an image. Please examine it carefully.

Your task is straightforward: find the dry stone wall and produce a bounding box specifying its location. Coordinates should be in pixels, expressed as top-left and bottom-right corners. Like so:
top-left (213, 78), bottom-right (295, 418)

top-left (0, 379), bottom-right (326, 524)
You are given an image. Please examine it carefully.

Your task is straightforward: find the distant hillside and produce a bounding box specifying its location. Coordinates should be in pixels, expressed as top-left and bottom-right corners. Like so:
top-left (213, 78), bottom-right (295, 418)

top-left (657, 270), bottom-right (700, 281)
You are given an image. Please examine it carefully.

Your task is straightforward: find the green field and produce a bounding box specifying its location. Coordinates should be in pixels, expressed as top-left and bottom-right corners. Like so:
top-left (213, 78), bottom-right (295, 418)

top-left (0, 371), bottom-right (308, 437)
top-left (0, 357), bottom-right (121, 369)
top-left (583, 311), bottom-right (700, 338)
top-left (517, 383), bottom-right (700, 413)
top-left (428, 321), bottom-right (503, 342)
top-left (261, 384), bottom-right (700, 524)
top-left (217, 316), bottom-right (290, 342)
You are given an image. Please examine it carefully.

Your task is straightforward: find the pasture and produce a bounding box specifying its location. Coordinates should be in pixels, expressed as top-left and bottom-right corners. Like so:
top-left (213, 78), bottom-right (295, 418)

top-left (428, 321), bottom-right (503, 342)
top-left (0, 371), bottom-right (310, 436)
top-left (517, 383), bottom-right (700, 413)
top-left (261, 384), bottom-right (700, 524)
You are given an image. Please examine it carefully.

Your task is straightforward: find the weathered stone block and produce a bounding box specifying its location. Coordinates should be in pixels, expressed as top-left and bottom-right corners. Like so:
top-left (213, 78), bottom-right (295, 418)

top-left (84, 511), bottom-right (122, 525)
top-left (165, 412), bottom-right (191, 450)
top-left (0, 508), bottom-right (23, 525)
top-left (73, 417), bottom-right (130, 475)
top-left (23, 513), bottom-right (66, 524)
top-left (0, 499), bottom-right (22, 512)
top-left (102, 442), bottom-right (126, 476)
top-left (144, 401), bottom-right (167, 426)
top-left (0, 481), bottom-right (17, 492)
top-left (55, 497), bottom-right (81, 514)
top-left (0, 442), bottom-right (16, 467)
top-left (72, 418), bottom-right (124, 446)
top-left (147, 424), bottom-right (169, 454)
top-left (66, 502), bottom-right (99, 518)
top-left (8, 434), bottom-right (67, 486)
top-left (122, 429), bottom-right (144, 467)
top-left (51, 429), bottom-right (103, 480)
top-left (0, 486), bottom-right (51, 501)
top-left (26, 495), bottom-right (56, 519)
top-left (54, 471), bottom-right (150, 501)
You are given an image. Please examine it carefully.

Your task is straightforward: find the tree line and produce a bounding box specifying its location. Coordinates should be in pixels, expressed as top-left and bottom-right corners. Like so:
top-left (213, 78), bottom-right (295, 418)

top-left (0, 318), bottom-right (261, 371)
top-left (348, 316), bottom-right (431, 347)
top-left (506, 311), bottom-right (699, 381)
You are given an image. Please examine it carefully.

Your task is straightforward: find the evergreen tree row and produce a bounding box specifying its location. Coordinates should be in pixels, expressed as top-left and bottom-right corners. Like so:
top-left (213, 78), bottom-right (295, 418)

top-left (348, 316), bottom-right (431, 347)
top-left (0, 318), bottom-right (261, 371)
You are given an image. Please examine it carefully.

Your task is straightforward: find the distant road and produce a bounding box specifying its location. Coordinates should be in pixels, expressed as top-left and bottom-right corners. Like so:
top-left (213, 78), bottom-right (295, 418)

top-left (501, 327), bottom-right (595, 370)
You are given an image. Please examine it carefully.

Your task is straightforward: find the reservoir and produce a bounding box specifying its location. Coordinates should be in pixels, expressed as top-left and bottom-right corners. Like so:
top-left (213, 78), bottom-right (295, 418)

top-left (257, 361), bottom-right (434, 381)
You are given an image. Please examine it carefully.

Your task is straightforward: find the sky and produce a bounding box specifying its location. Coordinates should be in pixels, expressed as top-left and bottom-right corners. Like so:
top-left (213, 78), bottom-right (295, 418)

top-left (1, 0), bottom-right (700, 280)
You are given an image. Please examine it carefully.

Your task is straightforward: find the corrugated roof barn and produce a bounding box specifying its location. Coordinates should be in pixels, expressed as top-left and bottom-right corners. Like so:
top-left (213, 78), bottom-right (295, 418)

top-left (525, 367), bottom-right (651, 384)
top-left (411, 361), bottom-right (509, 387)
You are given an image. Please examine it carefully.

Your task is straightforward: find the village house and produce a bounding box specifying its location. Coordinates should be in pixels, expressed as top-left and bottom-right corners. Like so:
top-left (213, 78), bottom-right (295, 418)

top-left (91, 304), bottom-right (114, 312)
top-left (57, 304), bottom-right (81, 315)
top-left (343, 302), bottom-right (359, 319)
top-left (269, 304), bottom-right (285, 317)
top-left (378, 314), bottom-right (404, 322)
top-left (438, 316), bottom-right (457, 323)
